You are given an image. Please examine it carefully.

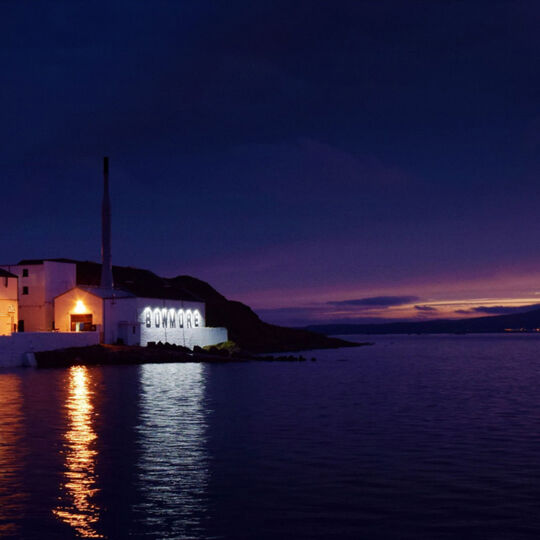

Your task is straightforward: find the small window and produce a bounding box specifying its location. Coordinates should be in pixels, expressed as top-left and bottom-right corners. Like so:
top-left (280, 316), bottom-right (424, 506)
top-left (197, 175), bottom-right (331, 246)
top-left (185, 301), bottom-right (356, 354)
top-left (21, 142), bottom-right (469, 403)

top-left (22, 268), bottom-right (28, 277)
top-left (22, 286), bottom-right (29, 295)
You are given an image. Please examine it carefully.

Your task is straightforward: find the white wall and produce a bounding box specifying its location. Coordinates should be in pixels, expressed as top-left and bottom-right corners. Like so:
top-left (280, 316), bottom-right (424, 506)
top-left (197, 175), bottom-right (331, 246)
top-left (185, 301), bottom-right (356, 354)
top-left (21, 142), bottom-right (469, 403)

top-left (105, 297), bottom-right (227, 348)
top-left (135, 297), bottom-right (206, 346)
top-left (0, 332), bottom-right (100, 368)
top-left (44, 261), bottom-right (77, 328)
top-left (104, 297), bottom-right (138, 344)
top-left (177, 327), bottom-right (229, 349)
top-left (43, 261), bottom-right (77, 301)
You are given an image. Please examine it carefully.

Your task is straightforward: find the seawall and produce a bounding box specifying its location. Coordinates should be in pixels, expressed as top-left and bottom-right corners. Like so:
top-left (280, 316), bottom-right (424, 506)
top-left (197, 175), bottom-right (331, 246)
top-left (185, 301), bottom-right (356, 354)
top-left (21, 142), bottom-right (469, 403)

top-left (0, 332), bottom-right (100, 368)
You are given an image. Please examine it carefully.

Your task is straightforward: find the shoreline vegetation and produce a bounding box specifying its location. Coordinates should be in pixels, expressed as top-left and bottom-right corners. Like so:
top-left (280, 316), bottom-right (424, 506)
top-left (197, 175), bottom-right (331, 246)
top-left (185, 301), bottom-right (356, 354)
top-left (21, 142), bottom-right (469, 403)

top-left (34, 340), bottom-right (373, 369)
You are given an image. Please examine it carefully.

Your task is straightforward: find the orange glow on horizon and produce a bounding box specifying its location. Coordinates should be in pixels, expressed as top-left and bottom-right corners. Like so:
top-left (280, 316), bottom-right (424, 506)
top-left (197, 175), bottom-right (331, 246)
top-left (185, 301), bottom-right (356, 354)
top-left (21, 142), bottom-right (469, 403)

top-left (0, 375), bottom-right (25, 537)
top-left (319, 297), bottom-right (540, 322)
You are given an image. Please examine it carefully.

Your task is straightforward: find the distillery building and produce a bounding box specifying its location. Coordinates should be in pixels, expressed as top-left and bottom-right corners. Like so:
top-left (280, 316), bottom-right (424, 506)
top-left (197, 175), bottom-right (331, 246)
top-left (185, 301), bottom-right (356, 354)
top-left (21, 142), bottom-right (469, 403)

top-left (0, 157), bottom-right (227, 349)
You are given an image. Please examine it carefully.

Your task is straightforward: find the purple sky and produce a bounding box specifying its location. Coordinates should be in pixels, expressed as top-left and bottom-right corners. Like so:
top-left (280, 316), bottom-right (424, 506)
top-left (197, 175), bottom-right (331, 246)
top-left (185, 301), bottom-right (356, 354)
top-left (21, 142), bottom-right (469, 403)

top-left (1, 1), bottom-right (539, 325)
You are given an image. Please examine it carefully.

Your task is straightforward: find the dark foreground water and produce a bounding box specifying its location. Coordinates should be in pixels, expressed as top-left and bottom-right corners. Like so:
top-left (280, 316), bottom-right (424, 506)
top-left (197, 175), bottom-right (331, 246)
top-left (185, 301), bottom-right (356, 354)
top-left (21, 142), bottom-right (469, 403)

top-left (2, 334), bottom-right (540, 539)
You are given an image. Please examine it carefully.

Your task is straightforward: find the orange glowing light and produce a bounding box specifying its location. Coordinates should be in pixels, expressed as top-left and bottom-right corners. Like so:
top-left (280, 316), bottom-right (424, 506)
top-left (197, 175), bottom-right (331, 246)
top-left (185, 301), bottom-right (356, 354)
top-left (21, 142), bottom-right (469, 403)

top-left (53, 366), bottom-right (102, 538)
top-left (73, 300), bottom-right (88, 315)
top-left (0, 375), bottom-right (25, 537)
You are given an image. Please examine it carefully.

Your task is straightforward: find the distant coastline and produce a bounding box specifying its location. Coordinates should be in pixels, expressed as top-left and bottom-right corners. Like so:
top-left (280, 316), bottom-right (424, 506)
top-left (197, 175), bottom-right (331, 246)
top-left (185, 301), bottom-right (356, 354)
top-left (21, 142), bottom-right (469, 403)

top-left (305, 307), bottom-right (540, 335)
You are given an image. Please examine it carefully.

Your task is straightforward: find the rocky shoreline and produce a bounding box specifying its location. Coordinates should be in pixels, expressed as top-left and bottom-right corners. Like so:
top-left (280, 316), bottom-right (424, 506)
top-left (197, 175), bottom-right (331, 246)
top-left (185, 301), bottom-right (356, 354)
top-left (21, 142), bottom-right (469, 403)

top-left (34, 341), bottom-right (372, 368)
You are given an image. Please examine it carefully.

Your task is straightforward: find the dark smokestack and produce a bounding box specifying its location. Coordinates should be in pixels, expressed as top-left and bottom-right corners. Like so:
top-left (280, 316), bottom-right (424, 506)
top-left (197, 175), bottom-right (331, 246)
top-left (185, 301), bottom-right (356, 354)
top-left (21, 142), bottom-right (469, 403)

top-left (100, 156), bottom-right (113, 289)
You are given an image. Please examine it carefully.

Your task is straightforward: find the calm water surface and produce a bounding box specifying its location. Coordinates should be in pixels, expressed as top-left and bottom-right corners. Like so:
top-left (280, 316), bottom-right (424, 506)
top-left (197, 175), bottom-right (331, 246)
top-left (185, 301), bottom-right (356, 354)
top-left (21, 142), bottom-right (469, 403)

top-left (1, 334), bottom-right (540, 539)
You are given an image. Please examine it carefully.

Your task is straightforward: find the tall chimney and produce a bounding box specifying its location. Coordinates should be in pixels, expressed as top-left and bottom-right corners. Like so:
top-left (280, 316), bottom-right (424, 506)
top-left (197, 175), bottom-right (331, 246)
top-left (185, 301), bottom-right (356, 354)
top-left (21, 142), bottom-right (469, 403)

top-left (100, 156), bottom-right (113, 289)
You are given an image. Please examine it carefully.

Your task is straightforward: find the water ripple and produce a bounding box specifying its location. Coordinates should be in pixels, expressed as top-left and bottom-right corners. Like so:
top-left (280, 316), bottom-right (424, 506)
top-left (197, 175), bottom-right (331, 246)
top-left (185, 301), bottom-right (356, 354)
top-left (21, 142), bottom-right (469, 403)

top-left (53, 366), bottom-right (103, 538)
top-left (0, 374), bottom-right (26, 537)
top-left (132, 363), bottom-right (209, 539)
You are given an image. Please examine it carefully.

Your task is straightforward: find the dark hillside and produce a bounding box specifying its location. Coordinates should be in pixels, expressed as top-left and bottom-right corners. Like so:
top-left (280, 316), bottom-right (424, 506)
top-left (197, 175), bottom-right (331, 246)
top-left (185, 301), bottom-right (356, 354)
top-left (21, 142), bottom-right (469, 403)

top-left (167, 275), bottom-right (359, 352)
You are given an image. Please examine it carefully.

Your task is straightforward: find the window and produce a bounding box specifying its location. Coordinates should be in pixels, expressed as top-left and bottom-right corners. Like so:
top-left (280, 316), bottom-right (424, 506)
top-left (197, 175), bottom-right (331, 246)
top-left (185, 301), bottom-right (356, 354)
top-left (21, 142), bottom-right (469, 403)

top-left (22, 286), bottom-right (29, 295)
top-left (22, 268), bottom-right (28, 277)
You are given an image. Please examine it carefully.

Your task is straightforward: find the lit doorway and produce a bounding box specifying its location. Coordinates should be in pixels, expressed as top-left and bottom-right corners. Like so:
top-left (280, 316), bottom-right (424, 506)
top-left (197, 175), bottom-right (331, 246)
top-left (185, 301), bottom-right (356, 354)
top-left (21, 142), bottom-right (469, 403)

top-left (70, 314), bottom-right (93, 332)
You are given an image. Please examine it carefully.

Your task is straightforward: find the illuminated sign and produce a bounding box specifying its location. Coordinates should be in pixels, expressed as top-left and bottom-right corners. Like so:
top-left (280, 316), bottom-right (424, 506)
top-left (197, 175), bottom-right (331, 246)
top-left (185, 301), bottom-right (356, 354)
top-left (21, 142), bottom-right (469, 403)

top-left (143, 307), bottom-right (202, 329)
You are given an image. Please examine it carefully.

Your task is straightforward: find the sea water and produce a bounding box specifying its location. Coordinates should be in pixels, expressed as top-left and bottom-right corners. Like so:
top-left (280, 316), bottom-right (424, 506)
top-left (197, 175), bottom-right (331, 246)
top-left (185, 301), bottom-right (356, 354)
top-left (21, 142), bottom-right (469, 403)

top-left (1, 334), bottom-right (540, 539)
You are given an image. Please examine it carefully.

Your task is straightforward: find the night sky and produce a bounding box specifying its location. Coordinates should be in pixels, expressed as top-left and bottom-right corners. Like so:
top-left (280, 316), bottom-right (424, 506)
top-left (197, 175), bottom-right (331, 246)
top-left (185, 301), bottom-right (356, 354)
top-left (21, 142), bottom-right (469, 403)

top-left (2, 1), bottom-right (539, 326)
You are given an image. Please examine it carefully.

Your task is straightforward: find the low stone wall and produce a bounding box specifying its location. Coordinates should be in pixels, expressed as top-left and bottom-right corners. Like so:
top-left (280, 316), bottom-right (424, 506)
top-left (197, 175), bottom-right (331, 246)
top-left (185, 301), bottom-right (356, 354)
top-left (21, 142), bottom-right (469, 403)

top-left (0, 332), bottom-right (100, 368)
top-left (140, 326), bottom-right (228, 348)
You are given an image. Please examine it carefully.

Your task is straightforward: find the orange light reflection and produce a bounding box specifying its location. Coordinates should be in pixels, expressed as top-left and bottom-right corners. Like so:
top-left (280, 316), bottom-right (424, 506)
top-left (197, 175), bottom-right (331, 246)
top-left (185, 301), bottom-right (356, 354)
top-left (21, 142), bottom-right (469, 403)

top-left (0, 375), bottom-right (25, 536)
top-left (53, 366), bottom-right (103, 538)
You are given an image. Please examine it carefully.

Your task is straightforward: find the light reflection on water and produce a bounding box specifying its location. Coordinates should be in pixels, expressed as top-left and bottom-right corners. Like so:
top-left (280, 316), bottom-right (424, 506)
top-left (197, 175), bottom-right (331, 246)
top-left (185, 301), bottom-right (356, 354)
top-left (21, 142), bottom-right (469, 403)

top-left (5, 335), bottom-right (540, 539)
top-left (132, 363), bottom-right (209, 538)
top-left (53, 366), bottom-right (103, 538)
top-left (0, 374), bottom-right (25, 536)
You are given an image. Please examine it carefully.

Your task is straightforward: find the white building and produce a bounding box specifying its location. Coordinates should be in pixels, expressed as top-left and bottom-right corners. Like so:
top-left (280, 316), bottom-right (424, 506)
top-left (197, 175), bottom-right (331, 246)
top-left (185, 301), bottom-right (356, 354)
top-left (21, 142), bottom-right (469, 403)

top-left (0, 157), bottom-right (227, 350)
top-left (0, 269), bottom-right (18, 335)
top-left (54, 284), bottom-right (227, 347)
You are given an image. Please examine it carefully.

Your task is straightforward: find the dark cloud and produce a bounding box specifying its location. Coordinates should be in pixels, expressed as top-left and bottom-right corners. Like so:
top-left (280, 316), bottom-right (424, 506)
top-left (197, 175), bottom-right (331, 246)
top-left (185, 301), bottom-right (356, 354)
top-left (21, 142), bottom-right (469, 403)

top-left (414, 305), bottom-right (437, 312)
top-left (473, 304), bottom-right (540, 315)
top-left (455, 304), bottom-right (540, 316)
top-left (473, 306), bottom-right (520, 315)
top-left (329, 296), bottom-right (419, 307)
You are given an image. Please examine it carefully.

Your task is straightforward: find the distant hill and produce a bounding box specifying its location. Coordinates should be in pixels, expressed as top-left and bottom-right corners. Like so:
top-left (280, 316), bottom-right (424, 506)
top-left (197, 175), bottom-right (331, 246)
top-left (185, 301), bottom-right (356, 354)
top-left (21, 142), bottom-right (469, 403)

top-left (306, 308), bottom-right (540, 335)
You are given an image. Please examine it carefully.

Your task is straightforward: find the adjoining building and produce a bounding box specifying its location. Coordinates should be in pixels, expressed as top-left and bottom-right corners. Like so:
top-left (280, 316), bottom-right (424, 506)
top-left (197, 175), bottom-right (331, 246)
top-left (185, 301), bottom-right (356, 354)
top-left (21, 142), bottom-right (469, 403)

top-left (0, 259), bottom-right (76, 332)
top-left (0, 269), bottom-right (18, 335)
